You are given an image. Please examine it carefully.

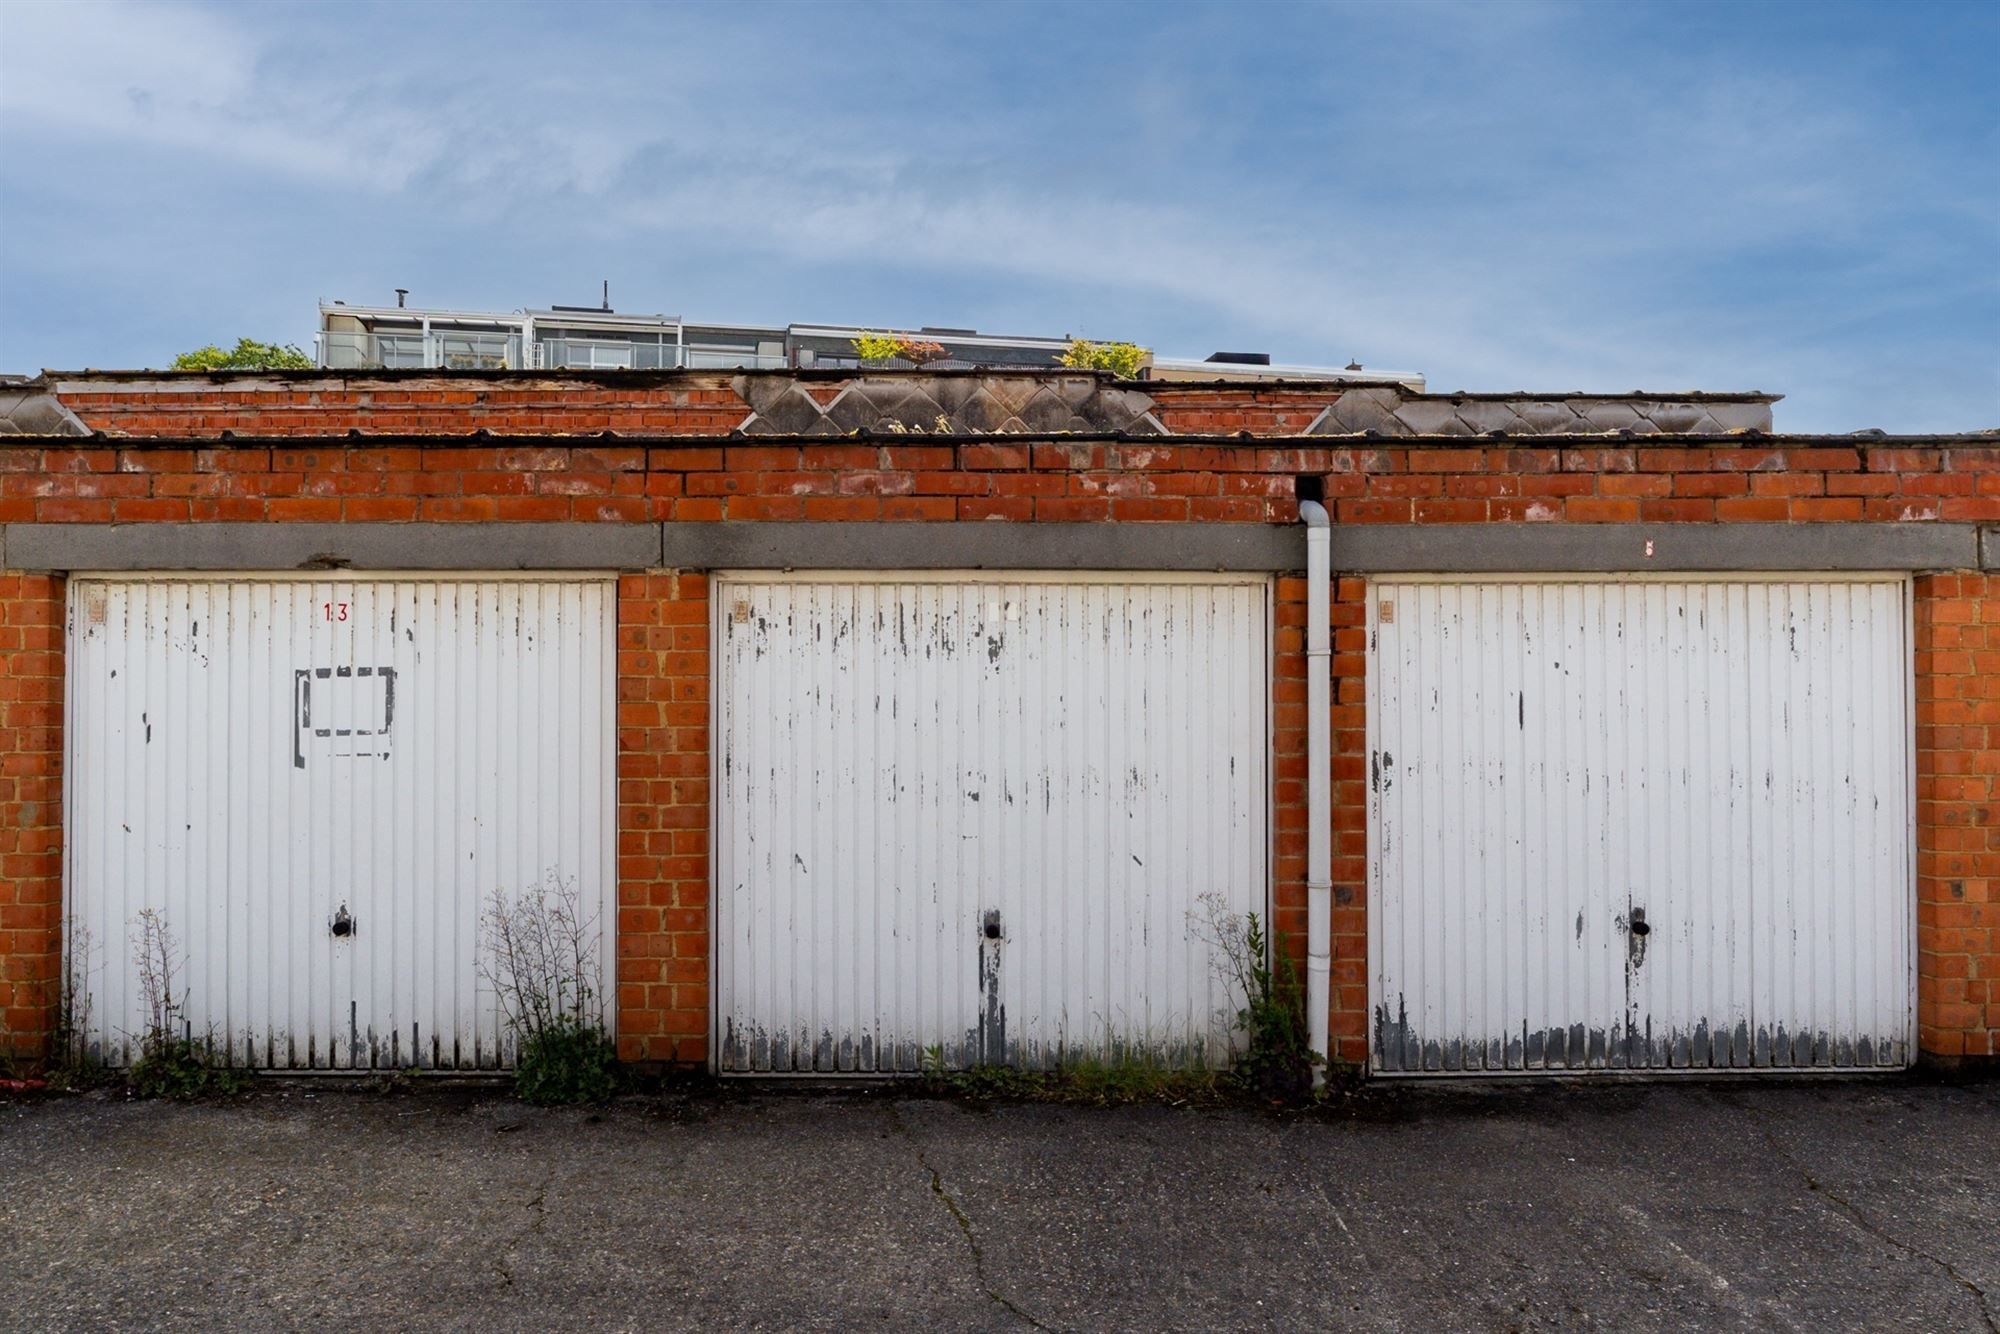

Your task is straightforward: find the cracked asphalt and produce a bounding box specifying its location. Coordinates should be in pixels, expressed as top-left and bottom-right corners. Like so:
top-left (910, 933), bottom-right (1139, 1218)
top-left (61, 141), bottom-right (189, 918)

top-left (1, 1078), bottom-right (1994, 1331)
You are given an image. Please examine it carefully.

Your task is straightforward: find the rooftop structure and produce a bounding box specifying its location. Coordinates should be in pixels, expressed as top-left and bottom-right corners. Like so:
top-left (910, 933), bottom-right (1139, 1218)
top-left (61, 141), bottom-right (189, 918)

top-left (316, 294), bottom-right (1427, 388)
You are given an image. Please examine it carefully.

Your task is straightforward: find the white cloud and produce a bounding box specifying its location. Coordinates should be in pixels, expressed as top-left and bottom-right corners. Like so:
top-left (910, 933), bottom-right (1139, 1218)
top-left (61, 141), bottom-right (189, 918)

top-left (1, 0), bottom-right (1992, 429)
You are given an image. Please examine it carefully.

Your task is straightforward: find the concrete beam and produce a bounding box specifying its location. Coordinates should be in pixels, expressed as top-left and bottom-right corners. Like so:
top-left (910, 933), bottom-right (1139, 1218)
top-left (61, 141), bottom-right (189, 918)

top-left (0, 520), bottom-right (1985, 575)
top-left (2, 523), bottom-right (662, 572)
top-left (1330, 522), bottom-right (1981, 573)
top-left (657, 522), bottom-right (1299, 570)
top-left (664, 522), bottom-right (1982, 573)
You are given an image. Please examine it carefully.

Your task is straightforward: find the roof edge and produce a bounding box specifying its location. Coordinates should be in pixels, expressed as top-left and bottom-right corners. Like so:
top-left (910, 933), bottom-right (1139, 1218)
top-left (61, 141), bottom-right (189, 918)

top-left (25, 367), bottom-right (1779, 402)
top-left (3, 430), bottom-right (1991, 447)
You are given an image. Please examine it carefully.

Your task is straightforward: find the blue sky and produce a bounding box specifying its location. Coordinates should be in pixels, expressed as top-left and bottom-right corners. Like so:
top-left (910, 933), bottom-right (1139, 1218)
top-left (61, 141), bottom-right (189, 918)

top-left (1, 0), bottom-right (1993, 432)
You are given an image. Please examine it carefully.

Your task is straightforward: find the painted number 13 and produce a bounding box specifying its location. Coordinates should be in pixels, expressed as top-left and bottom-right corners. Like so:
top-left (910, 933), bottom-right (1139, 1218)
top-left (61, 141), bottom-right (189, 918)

top-left (322, 601), bottom-right (350, 622)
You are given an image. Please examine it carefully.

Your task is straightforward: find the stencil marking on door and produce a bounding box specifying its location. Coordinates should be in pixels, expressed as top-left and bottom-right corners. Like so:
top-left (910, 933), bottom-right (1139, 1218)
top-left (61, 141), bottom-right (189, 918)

top-left (294, 666), bottom-right (396, 766)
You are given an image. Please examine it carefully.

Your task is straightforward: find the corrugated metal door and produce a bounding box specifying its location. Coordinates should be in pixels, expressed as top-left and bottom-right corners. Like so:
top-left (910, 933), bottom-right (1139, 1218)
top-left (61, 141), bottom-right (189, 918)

top-left (715, 573), bottom-right (1269, 1074)
top-left (66, 576), bottom-right (615, 1069)
top-left (1368, 576), bottom-right (1913, 1075)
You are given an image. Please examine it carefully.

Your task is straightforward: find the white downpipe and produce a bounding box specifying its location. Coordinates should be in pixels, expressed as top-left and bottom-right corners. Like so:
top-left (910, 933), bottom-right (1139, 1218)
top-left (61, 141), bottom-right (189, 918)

top-left (1298, 499), bottom-right (1333, 1082)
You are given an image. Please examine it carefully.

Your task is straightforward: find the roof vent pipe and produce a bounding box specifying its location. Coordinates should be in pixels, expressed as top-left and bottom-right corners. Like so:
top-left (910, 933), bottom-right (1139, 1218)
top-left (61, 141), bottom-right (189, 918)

top-left (395, 288), bottom-right (408, 309)
top-left (1298, 498), bottom-right (1333, 1084)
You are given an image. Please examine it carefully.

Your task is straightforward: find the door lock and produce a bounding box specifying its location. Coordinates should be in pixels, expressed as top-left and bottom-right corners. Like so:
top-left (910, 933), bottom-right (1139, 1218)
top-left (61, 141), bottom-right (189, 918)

top-left (1628, 907), bottom-right (1650, 938)
top-left (982, 909), bottom-right (1002, 941)
top-left (331, 905), bottom-right (355, 938)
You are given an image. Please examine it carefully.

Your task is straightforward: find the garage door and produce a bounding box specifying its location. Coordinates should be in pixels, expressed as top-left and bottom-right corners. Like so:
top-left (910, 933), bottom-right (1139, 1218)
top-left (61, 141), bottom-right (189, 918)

top-left (715, 573), bottom-right (1269, 1074)
top-left (67, 576), bottom-right (615, 1069)
top-left (1368, 576), bottom-right (1913, 1074)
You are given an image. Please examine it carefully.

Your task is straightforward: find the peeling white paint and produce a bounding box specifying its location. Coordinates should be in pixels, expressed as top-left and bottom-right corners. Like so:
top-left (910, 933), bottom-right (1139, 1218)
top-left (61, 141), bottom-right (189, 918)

top-left (1367, 576), bottom-right (1914, 1074)
top-left (714, 572), bottom-right (1270, 1074)
top-left (65, 575), bottom-right (617, 1070)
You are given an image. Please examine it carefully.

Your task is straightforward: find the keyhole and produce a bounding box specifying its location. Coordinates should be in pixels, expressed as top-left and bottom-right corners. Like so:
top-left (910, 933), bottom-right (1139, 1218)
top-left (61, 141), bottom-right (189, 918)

top-left (1629, 907), bottom-right (1650, 938)
top-left (982, 910), bottom-right (1002, 941)
top-left (331, 905), bottom-right (354, 938)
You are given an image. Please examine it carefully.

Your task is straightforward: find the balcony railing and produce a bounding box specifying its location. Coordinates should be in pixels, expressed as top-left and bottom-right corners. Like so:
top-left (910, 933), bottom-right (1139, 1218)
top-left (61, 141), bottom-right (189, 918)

top-left (538, 339), bottom-right (787, 371)
top-left (319, 330), bottom-right (524, 370)
top-left (537, 337), bottom-right (673, 370)
top-left (679, 347), bottom-right (790, 371)
top-left (320, 330), bottom-right (789, 372)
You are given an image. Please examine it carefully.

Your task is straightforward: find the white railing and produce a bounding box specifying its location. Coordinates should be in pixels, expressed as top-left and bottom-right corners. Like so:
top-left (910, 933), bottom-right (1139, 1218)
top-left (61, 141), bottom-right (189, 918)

top-left (537, 337), bottom-right (671, 370)
top-left (320, 330), bottom-right (792, 371)
top-left (537, 339), bottom-right (787, 371)
top-left (319, 330), bottom-right (524, 370)
top-left (680, 347), bottom-right (790, 371)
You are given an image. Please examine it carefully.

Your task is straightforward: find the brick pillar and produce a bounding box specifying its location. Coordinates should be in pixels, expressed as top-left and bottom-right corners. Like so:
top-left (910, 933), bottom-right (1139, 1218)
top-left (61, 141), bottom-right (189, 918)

top-left (1272, 577), bottom-right (1308, 984)
top-left (1914, 574), bottom-right (2000, 1064)
top-left (1276, 574), bottom-right (1372, 1070)
top-left (615, 571), bottom-right (710, 1066)
top-left (0, 574), bottom-right (64, 1069)
top-left (1330, 577), bottom-right (1370, 1067)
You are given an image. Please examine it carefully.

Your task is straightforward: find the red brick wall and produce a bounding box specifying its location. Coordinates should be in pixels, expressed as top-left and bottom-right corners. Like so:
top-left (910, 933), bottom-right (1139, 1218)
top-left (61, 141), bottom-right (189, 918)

top-left (0, 575), bottom-right (63, 1068)
top-left (4, 440), bottom-right (1998, 527)
top-left (56, 382), bottom-right (747, 438)
top-left (59, 379), bottom-right (1350, 440)
top-left (1914, 574), bottom-right (2000, 1061)
top-left (3, 423), bottom-right (1998, 1069)
top-left (615, 572), bottom-right (710, 1064)
top-left (1145, 386), bottom-right (1341, 435)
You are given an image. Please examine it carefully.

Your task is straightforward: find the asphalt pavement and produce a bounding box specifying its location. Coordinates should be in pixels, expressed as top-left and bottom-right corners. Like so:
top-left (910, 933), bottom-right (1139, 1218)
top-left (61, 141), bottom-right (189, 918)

top-left (1, 1077), bottom-right (1994, 1331)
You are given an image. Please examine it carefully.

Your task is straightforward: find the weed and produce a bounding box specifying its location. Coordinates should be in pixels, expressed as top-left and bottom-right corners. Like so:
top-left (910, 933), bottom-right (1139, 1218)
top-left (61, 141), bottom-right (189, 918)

top-left (44, 920), bottom-right (112, 1091)
top-left (514, 1018), bottom-right (618, 1105)
top-left (124, 909), bottom-right (245, 1099)
top-left (479, 873), bottom-right (617, 1105)
top-left (1196, 893), bottom-right (1319, 1100)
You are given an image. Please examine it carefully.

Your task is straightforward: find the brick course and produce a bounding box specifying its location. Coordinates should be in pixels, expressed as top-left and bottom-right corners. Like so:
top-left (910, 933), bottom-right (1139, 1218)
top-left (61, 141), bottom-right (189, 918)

top-left (54, 382), bottom-right (747, 439)
top-left (3, 439), bottom-right (1998, 526)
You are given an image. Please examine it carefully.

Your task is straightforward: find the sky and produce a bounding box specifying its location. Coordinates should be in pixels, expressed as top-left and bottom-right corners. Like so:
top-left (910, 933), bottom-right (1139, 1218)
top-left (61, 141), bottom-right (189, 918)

top-left (0, 0), bottom-right (1994, 433)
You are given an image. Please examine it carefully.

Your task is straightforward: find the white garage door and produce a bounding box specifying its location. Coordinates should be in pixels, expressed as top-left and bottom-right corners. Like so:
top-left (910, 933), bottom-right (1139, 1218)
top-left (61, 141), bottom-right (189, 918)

top-left (67, 576), bottom-right (615, 1069)
top-left (1368, 576), bottom-right (1914, 1074)
top-left (715, 573), bottom-right (1269, 1074)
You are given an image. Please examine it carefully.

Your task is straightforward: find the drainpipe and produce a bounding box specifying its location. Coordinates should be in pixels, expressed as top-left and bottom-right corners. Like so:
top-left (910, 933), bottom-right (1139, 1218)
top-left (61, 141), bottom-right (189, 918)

top-left (1298, 499), bottom-right (1333, 1083)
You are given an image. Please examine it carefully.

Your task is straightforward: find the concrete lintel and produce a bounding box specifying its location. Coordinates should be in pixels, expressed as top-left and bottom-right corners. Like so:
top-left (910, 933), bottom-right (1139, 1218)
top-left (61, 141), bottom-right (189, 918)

top-left (1, 520), bottom-right (1982, 576)
top-left (2, 523), bottom-right (662, 572)
top-left (1979, 528), bottom-right (2000, 571)
top-left (660, 522), bottom-right (1301, 570)
top-left (1331, 523), bottom-right (1979, 573)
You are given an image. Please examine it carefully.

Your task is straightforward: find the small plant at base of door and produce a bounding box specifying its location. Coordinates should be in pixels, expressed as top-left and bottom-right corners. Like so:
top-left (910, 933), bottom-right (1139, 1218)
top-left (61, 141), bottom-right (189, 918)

top-left (42, 920), bottom-right (114, 1091)
top-left (125, 909), bottom-right (245, 1099)
top-left (1195, 893), bottom-right (1318, 1100)
top-left (479, 874), bottom-right (618, 1105)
